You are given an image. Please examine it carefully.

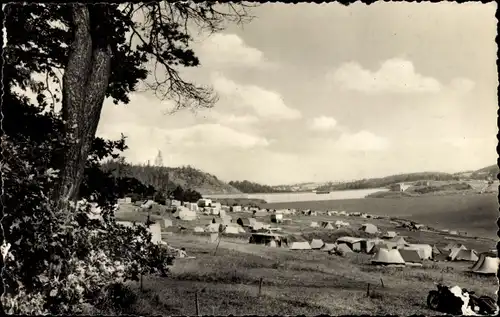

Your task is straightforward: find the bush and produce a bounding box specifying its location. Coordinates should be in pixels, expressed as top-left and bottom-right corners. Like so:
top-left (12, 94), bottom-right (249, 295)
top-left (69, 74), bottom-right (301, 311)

top-left (1, 131), bottom-right (174, 314)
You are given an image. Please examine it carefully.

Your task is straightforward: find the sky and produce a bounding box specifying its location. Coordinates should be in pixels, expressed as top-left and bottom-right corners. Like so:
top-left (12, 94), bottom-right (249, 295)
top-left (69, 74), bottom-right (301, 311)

top-left (96, 2), bottom-right (498, 186)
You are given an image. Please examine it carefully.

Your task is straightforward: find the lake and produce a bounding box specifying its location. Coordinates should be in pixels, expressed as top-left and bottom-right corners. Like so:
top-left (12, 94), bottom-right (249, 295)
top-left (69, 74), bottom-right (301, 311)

top-left (205, 188), bottom-right (388, 203)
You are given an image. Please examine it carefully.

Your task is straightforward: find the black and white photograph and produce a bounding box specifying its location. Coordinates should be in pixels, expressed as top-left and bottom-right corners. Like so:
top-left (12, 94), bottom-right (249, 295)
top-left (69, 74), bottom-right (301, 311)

top-left (2, 1), bottom-right (499, 315)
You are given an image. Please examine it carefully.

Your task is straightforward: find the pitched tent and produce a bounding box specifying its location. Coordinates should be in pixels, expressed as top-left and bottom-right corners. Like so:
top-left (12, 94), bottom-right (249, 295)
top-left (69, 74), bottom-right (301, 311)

top-left (432, 245), bottom-right (442, 255)
top-left (360, 223), bottom-right (378, 234)
top-left (390, 236), bottom-right (409, 247)
top-left (366, 238), bottom-right (386, 253)
top-left (454, 249), bottom-right (479, 262)
top-left (321, 243), bottom-right (336, 252)
top-left (224, 225), bottom-right (244, 234)
top-left (206, 223), bottom-right (221, 233)
top-left (148, 222), bottom-right (162, 244)
top-left (382, 231), bottom-right (397, 239)
top-left (335, 243), bottom-right (353, 255)
top-left (310, 221), bottom-right (319, 228)
top-left (322, 222), bottom-right (335, 230)
top-left (221, 216), bottom-right (232, 226)
top-left (310, 239), bottom-right (325, 250)
top-left (471, 253), bottom-right (498, 275)
top-left (399, 249), bottom-right (423, 266)
top-left (404, 244), bottom-right (433, 260)
top-left (270, 214), bottom-right (283, 223)
top-left (193, 226), bottom-right (205, 233)
top-left (289, 241), bottom-right (312, 250)
top-left (448, 244), bottom-right (468, 261)
top-left (369, 243), bottom-right (392, 255)
top-left (266, 240), bottom-right (277, 248)
top-left (174, 206), bottom-right (197, 221)
top-left (237, 218), bottom-right (251, 227)
top-left (372, 249), bottom-right (405, 266)
top-left (336, 236), bottom-right (365, 252)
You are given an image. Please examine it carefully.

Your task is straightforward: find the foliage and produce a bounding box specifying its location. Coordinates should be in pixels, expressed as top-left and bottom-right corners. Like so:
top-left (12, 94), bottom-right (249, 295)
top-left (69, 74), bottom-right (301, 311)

top-left (102, 160), bottom-right (235, 196)
top-left (228, 180), bottom-right (286, 194)
top-left (170, 185), bottom-right (202, 203)
top-left (1, 93), bottom-right (173, 314)
top-left (2, 133), bottom-right (174, 314)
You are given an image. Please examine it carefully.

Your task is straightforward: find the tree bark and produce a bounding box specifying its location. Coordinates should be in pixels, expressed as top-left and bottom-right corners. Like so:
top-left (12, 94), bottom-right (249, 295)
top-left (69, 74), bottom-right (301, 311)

top-left (54, 4), bottom-right (112, 207)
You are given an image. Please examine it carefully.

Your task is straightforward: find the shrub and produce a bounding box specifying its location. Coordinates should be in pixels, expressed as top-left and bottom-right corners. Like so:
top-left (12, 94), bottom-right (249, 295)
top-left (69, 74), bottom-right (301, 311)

top-left (1, 132), bottom-right (174, 314)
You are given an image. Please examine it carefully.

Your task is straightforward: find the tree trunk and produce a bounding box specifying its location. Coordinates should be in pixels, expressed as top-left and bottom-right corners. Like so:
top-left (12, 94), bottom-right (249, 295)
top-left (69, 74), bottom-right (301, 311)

top-left (54, 4), bottom-right (112, 207)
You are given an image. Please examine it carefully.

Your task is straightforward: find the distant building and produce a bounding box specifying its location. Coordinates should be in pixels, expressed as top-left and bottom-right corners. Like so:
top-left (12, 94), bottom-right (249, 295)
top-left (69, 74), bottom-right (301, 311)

top-left (393, 183), bottom-right (411, 192)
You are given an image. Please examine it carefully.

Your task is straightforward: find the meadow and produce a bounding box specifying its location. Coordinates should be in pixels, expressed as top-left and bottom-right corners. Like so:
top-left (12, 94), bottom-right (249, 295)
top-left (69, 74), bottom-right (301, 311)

top-left (114, 195), bottom-right (499, 316)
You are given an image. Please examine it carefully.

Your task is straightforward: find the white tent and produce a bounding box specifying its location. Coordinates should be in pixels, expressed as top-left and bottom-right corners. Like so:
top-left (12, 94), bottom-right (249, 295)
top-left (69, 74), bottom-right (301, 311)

top-left (175, 206), bottom-right (197, 221)
top-left (310, 221), bottom-right (319, 228)
top-left (448, 244), bottom-right (468, 261)
top-left (310, 239), bottom-right (325, 250)
top-left (148, 222), bottom-right (162, 244)
top-left (359, 223), bottom-right (378, 234)
top-left (454, 249), bottom-right (479, 262)
top-left (335, 220), bottom-right (350, 228)
top-left (321, 243), bottom-right (336, 252)
top-left (289, 241), bottom-right (312, 250)
top-left (267, 240), bottom-right (277, 248)
top-left (223, 225), bottom-right (245, 234)
top-left (471, 253), bottom-right (498, 275)
top-left (231, 205), bottom-right (242, 212)
top-left (403, 244), bottom-right (433, 260)
top-left (206, 223), bottom-right (221, 233)
top-left (197, 198), bottom-right (212, 207)
top-left (372, 249), bottom-right (405, 266)
top-left (382, 231), bottom-right (397, 239)
top-left (193, 226), bottom-right (205, 233)
top-left (140, 200), bottom-right (155, 209)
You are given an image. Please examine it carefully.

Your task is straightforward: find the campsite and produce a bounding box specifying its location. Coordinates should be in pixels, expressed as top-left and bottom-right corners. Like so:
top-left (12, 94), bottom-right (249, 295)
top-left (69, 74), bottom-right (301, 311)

top-left (113, 196), bottom-right (499, 315)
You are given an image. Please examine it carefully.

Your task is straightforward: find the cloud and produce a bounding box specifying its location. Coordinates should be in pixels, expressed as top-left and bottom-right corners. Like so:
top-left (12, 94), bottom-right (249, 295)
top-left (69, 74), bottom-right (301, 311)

top-left (329, 58), bottom-right (442, 94)
top-left (207, 110), bottom-right (260, 125)
top-left (335, 130), bottom-right (390, 151)
top-left (211, 73), bottom-right (302, 120)
top-left (164, 123), bottom-right (270, 149)
top-left (309, 116), bottom-right (338, 131)
top-left (198, 33), bottom-right (271, 68)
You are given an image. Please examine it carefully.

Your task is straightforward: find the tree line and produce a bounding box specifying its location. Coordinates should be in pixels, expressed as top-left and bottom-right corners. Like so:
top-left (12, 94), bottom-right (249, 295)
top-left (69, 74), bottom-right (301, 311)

top-left (315, 172), bottom-right (462, 191)
top-left (228, 180), bottom-right (287, 193)
top-left (101, 159), bottom-right (202, 204)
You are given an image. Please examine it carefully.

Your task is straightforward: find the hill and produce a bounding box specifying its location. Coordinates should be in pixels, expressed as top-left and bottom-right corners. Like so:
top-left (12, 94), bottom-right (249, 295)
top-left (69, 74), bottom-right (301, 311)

top-left (228, 180), bottom-right (287, 193)
top-left (315, 165), bottom-right (498, 192)
top-left (315, 172), bottom-right (459, 192)
top-left (101, 161), bottom-right (241, 195)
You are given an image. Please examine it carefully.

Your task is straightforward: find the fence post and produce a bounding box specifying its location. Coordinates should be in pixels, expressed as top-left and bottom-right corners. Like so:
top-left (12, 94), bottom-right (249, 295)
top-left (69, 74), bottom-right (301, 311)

top-left (258, 277), bottom-right (263, 297)
top-left (380, 278), bottom-right (385, 288)
top-left (140, 274), bottom-right (143, 292)
top-left (195, 291), bottom-right (200, 316)
top-left (366, 283), bottom-right (370, 297)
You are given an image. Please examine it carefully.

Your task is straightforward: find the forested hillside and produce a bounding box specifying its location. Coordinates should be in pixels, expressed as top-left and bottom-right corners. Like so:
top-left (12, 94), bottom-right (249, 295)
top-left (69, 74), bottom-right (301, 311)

top-left (228, 180), bottom-right (287, 193)
top-left (101, 160), bottom-right (241, 195)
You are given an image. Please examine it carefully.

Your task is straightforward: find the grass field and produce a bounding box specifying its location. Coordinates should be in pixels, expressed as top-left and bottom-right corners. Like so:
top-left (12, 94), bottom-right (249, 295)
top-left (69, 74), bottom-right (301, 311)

top-left (264, 193), bottom-right (499, 240)
top-left (112, 196), bottom-right (499, 315)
